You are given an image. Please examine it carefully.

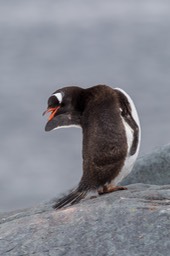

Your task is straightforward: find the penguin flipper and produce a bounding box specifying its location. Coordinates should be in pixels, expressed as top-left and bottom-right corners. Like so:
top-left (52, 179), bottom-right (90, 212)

top-left (53, 189), bottom-right (87, 209)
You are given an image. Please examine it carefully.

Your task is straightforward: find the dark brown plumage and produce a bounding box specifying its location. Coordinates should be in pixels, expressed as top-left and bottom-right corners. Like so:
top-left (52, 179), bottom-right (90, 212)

top-left (43, 85), bottom-right (141, 209)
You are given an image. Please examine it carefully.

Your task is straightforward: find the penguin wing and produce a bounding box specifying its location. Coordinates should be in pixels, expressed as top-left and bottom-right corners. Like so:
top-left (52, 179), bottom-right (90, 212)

top-left (115, 88), bottom-right (140, 156)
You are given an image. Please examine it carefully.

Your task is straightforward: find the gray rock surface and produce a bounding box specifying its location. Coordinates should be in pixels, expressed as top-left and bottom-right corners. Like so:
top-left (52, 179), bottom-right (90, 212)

top-left (0, 184), bottom-right (170, 256)
top-left (1, 145), bottom-right (170, 256)
top-left (121, 144), bottom-right (170, 186)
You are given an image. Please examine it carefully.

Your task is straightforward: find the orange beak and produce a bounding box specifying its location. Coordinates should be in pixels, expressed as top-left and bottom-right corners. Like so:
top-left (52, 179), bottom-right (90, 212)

top-left (43, 106), bottom-right (60, 121)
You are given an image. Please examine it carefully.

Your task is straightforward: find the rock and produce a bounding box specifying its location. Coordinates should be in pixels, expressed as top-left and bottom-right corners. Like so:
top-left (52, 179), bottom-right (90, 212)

top-left (121, 144), bottom-right (170, 186)
top-left (0, 183), bottom-right (170, 256)
top-left (1, 145), bottom-right (170, 255)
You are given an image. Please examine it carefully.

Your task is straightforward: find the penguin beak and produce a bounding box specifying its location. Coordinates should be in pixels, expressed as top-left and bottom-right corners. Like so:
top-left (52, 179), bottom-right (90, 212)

top-left (43, 106), bottom-right (60, 121)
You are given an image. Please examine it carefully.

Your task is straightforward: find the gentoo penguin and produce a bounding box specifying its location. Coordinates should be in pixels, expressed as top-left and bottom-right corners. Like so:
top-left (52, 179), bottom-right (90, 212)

top-left (43, 85), bottom-right (141, 209)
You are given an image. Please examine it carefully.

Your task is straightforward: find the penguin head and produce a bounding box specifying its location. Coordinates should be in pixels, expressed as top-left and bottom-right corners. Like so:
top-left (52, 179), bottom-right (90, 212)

top-left (43, 86), bottom-right (84, 131)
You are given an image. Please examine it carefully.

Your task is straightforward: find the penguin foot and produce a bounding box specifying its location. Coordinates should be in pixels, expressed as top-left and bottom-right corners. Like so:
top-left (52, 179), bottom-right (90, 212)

top-left (98, 185), bottom-right (127, 195)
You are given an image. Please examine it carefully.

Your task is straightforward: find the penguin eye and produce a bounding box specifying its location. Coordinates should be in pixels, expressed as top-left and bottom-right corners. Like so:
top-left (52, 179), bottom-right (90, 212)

top-left (53, 92), bottom-right (63, 104)
top-left (48, 92), bottom-right (63, 107)
top-left (48, 95), bottom-right (60, 107)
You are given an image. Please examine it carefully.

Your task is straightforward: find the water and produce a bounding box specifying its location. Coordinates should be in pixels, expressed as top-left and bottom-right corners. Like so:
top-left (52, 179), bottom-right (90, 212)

top-left (0, 0), bottom-right (170, 211)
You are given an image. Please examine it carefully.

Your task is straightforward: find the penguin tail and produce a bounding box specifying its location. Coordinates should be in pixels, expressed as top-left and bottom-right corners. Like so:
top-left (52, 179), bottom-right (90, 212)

top-left (53, 188), bottom-right (87, 210)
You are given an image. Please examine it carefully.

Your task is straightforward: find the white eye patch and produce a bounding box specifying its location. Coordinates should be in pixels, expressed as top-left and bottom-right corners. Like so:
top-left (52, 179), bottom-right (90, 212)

top-left (53, 92), bottom-right (63, 104)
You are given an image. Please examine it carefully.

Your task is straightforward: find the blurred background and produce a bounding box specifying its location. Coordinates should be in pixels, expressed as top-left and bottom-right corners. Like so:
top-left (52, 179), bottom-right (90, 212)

top-left (0, 0), bottom-right (170, 211)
